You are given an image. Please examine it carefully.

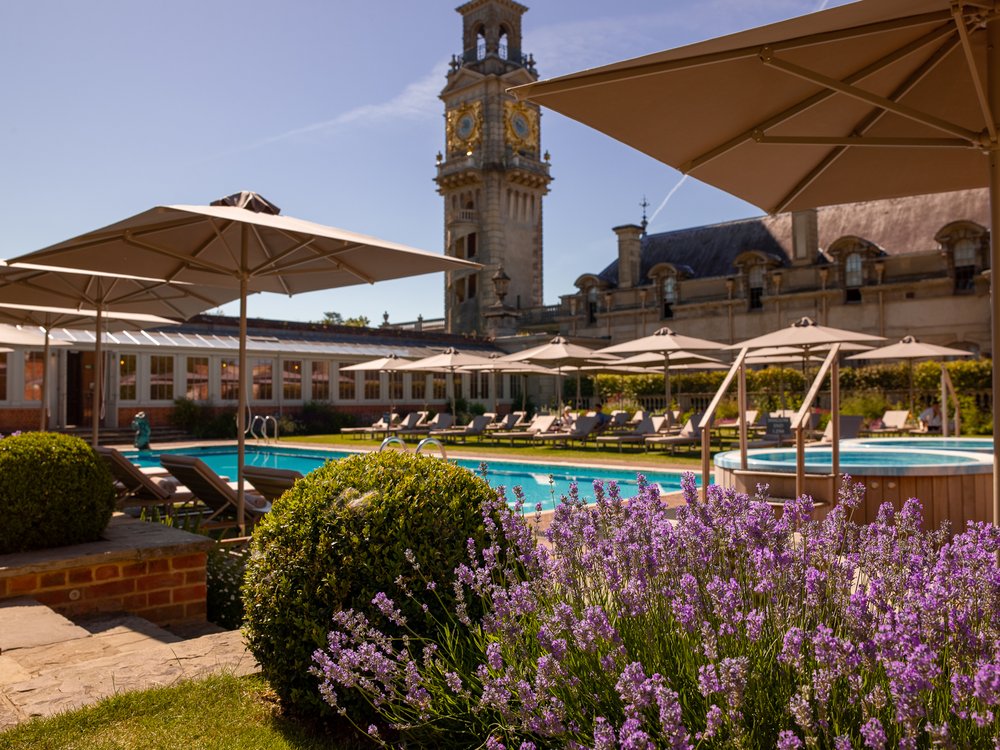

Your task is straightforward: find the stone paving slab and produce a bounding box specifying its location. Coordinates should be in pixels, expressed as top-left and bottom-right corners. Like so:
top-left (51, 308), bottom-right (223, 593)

top-left (0, 598), bottom-right (90, 653)
top-left (1, 630), bottom-right (257, 726)
top-left (0, 603), bottom-right (258, 731)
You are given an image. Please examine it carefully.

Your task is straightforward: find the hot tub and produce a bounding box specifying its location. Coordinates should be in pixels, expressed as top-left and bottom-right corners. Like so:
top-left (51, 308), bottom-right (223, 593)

top-left (714, 440), bottom-right (993, 528)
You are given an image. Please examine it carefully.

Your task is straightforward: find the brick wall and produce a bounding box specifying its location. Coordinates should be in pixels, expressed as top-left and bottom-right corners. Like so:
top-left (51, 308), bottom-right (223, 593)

top-left (0, 551), bottom-right (207, 627)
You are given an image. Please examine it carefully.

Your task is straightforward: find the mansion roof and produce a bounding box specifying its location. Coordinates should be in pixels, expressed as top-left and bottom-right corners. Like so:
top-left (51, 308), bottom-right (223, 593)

top-left (595, 188), bottom-right (991, 287)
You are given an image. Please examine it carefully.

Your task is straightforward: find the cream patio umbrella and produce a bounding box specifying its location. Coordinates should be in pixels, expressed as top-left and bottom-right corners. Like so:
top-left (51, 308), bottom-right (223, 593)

top-left (340, 354), bottom-right (414, 421)
top-left (400, 347), bottom-right (496, 418)
top-left (847, 335), bottom-right (973, 429)
top-left (511, 0), bottom-right (1000, 516)
top-left (461, 355), bottom-right (555, 414)
top-left (0, 263), bottom-right (229, 443)
top-left (595, 328), bottom-right (726, 410)
top-left (502, 336), bottom-right (605, 409)
top-left (8, 191), bottom-right (479, 530)
top-left (0, 303), bottom-right (178, 431)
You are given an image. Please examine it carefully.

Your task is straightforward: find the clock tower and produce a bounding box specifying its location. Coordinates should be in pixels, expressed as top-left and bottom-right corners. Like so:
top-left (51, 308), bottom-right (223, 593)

top-left (436, 0), bottom-right (552, 335)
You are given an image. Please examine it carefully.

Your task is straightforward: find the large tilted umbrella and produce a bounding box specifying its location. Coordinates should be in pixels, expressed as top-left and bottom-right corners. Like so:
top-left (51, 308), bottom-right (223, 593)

top-left (400, 347), bottom-right (495, 418)
top-left (512, 0), bottom-right (1000, 516)
top-left (0, 263), bottom-right (227, 443)
top-left (848, 335), bottom-right (973, 430)
top-left (9, 191), bottom-right (478, 530)
top-left (0, 302), bottom-right (177, 431)
top-left (596, 328), bottom-right (725, 409)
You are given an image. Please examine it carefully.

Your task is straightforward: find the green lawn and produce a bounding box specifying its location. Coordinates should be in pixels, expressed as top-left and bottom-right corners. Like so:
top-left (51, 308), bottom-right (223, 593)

top-left (0, 674), bottom-right (363, 750)
top-left (280, 432), bottom-right (710, 470)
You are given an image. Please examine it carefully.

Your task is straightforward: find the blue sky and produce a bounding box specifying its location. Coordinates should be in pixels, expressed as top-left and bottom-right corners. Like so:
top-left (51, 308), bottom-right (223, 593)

top-left (0, 0), bottom-right (844, 326)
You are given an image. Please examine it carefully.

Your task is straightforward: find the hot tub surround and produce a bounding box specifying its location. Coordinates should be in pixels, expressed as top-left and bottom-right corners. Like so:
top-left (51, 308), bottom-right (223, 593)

top-left (715, 439), bottom-right (994, 529)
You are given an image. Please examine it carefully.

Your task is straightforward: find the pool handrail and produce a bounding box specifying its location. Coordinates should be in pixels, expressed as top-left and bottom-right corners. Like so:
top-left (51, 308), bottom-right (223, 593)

top-left (379, 436), bottom-right (407, 453)
top-left (415, 437), bottom-right (447, 459)
top-left (793, 344), bottom-right (840, 500)
top-left (700, 347), bottom-right (748, 499)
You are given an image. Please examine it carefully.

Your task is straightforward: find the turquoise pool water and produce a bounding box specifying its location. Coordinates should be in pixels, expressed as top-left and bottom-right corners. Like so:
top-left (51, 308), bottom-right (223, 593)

top-left (847, 437), bottom-right (993, 453)
top-left (126, 445), bottom-right (692, 511)
top-left (715, 444), bottom-right (993, 476)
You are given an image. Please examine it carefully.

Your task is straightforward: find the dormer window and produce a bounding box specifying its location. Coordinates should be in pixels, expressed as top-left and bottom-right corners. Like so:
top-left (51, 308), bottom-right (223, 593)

top-left (587, 286), bottom-right (599, 324)
top-left (954, 238), bottom-right (977, 292)
top-left (844, 252), bottom-right (863, 303)
top-left (826, 236), bottom-right (883, 305)
top-left (662, 276), bottom-right (677, 319)
top-left (747, 265), bottom-right (765, 310)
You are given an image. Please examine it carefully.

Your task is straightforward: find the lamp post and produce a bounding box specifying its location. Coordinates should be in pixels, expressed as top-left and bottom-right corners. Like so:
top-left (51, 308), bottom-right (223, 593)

top-left (484, 265), bottom-right (518, 337)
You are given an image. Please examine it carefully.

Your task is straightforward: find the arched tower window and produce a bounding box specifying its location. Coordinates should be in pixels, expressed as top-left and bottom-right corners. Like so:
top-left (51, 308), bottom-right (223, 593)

top-left (475, 26), bottom-right (487, 60)
top-left (498, 26), bottom-right (509, 59)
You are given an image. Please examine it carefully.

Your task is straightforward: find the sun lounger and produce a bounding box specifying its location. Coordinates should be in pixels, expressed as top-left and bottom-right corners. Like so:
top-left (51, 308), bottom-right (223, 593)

top-left (534, 415), bottom-right (601, 446)
top-left (397, 412), bottom-right (454, 437)
top-left (430, 414), bottom-right (491, 443)
top-left (863, 409), bottom-right (911, 436)
top-left (486, 412), bottom-right (519, 432)
top-left (342, 412), bottom-right (400, 438)
top-left (96, 446), bottom-right (190, 512)
top-left (645, 413), bottom-right (705, 453)
top-left (160, 454), bottom-right (271, 531)
top-left (495, 414), bottom-right (557, 444)
top-left (809, 414), bottom-right (864, 443)
top-left (596, 415), bottom-right (667, 451)
top-left (243, 465), bottom-right (304, 504)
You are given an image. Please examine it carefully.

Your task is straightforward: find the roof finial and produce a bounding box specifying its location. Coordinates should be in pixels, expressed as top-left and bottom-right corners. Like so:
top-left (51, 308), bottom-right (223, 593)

top-left (640, 195), bottom-right (649, 235)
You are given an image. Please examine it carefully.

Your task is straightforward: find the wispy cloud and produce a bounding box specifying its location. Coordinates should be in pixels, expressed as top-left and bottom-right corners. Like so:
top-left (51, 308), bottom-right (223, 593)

top-left (212, 61), bottom-right (448, 159)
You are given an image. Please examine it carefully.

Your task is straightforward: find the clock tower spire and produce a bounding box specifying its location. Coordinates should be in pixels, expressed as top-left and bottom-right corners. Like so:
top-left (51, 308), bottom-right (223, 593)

top-left (436, 0), bottom-right (552, 335)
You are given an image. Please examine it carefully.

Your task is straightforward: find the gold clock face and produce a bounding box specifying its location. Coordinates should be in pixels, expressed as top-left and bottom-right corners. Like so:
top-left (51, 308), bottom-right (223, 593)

top-left (446, 101), bottom-right (483, 154)
top-left (504, 101), bottom-right (538, 151)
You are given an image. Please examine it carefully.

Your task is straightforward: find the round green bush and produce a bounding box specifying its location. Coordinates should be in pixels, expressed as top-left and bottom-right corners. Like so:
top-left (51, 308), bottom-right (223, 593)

top-left (0, 432), bottom-right (116, 555)
top-left (242, 450), bottom-right (499, 717)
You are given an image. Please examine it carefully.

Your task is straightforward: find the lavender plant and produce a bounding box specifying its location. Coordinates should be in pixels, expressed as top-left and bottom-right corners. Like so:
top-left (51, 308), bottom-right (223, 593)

top-left (314, 475), bottom-right (1000, 748)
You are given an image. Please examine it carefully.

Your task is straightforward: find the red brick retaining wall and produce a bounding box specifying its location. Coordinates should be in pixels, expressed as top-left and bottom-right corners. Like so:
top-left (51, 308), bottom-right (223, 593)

top-left (0, 517), bottom-right (213, 627)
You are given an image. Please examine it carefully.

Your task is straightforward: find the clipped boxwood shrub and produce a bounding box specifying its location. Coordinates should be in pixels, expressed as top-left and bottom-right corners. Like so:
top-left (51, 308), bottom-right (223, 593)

top-left (242, 450), bottom-right (499, 718)
top-left (0, 432), bottom-right (116, 555)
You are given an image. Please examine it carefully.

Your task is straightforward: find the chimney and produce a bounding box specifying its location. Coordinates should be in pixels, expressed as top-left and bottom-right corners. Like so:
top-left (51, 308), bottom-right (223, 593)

top-left (791, 209), bottom-right (818, 263)
top-left (613, 224), bottom-right (643, 289)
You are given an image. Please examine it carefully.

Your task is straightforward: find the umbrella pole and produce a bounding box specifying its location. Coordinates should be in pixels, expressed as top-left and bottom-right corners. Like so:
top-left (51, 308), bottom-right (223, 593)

top-left (575, 372), bottom-right (581, 408)
top-left (991, 17), bottom-right (1000, 524)
top-left (40, 328), bottom-right (50, 432)
top-left (663, 352), bottom-right (671, 416)
top-left (92, 305), bottom-right (103, 446)
top-left (237, 239), bottom-right (248, 533)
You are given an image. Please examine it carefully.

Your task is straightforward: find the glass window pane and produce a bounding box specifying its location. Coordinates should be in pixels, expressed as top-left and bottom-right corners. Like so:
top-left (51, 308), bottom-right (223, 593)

top-left (364, 371), bottom-right (380, 400)
top-left (149, 355), bottom-right (174, 401)
top-left (844, 253), bottom-right (863, 288)
top-left (283, 360), bottom-right (302, 400)
top-left (23, 352), bottom-right (43, 401)
top-left (221, 358), bottom-right (240, 400)
top-left (119, 354), bottom-right (137, 401)
top-left (338, 366), bottom-right (356, 400)
top-left (388, 371), bottom-right (403, 400)
top-left (252, 359), bottom-right (273, 401)
top-left (311, 361), bottom-right (330, 401)
top-left (410, 373), bottom-right (426, 401)
top-left (186, 357), bottom-right (209, 401)
top-left (433, 373), bottom-right (447, 400)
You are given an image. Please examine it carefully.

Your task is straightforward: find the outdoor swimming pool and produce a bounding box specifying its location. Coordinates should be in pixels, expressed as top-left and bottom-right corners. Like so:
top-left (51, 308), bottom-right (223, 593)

top-left (126, 445), bottom-right (693, 512)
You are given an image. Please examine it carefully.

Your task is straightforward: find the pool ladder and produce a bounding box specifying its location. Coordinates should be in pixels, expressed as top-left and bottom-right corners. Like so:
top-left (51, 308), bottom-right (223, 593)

top-left (378, 435), bottom-right (447, 459)
top-left (248, 414), bottom-right (278, 445)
